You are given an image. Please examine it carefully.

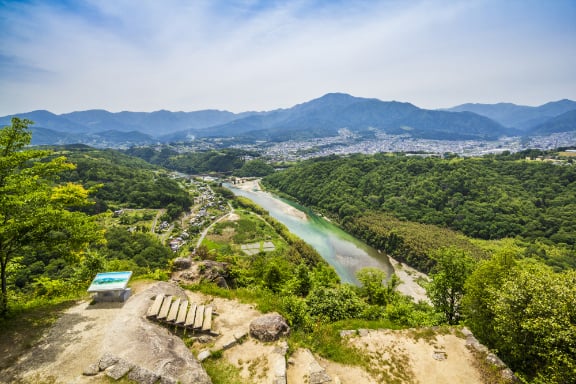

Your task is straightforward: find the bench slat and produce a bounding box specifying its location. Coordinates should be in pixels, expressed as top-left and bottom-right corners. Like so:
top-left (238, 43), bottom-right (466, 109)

top-left (167, 298), bottom-right (180, 322)
top-left (147, 295), bottom-right (165, 318)
top-left (184, 304), bottom-right (197, 327)
top-left (175, 300), bottom-right (188, 324)
top-left (202, 306), bottom-right (213, 332)
top-left (157, 295), bottom-right (173, 320)
top-left (194, 305), bottom-right (205, 329)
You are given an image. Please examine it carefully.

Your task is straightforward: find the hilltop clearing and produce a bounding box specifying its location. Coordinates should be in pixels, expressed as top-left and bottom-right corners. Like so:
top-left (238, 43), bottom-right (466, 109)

top-left (1, 279), bottom-right (492, 384)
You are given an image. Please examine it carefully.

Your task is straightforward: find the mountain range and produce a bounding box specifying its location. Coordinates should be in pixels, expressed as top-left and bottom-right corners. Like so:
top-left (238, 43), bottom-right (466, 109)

top-left (1, 93), bottom-right (574, 147)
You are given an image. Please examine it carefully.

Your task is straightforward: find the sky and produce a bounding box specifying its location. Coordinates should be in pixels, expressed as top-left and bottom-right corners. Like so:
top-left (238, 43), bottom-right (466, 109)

top-left (1, 0), bottom-right (575, 115)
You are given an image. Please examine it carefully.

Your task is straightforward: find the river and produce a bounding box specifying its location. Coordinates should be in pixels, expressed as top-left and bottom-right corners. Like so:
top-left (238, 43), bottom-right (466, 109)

top-left (225, 181), bottom-right (393, 285)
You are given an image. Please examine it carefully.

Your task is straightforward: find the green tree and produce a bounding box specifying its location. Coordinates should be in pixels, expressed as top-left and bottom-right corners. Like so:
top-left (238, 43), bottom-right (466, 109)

top-left (462, 247), bottom-right (516, 346)
top-left (491, 261), bottom-right (576, 383)
top-left (356, 267), bottom-right (399, 306)
top-left (0, 118), bottom-right (103, 315)
top-left (426, 247), bottom-right (475, 324)
top-left (306, 284), bottom-right (366, 322)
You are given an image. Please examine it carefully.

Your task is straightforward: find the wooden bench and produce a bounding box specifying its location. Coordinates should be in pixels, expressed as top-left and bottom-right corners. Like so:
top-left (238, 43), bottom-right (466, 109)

top-left (147, 294), bottom-right (216, 334)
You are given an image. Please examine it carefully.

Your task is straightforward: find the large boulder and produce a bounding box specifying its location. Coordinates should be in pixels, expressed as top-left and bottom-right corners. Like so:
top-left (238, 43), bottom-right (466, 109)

top-left (172, 257), bottom-right (192, 270)
top-left (249, 313), bottom-right (290, 342)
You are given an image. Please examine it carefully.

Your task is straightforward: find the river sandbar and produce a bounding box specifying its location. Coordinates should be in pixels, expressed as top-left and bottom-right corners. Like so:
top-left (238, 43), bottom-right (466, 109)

top-left (234, 179), bottom-right (308, 221)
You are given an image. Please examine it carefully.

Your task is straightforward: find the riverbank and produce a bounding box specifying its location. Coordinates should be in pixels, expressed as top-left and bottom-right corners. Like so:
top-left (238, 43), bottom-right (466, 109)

top-left (388, 256), bottom-right (430, 303)
top-left (232, 179), bottom-right (430, 302)
top-left (234, 179), bottom-right (308, 221)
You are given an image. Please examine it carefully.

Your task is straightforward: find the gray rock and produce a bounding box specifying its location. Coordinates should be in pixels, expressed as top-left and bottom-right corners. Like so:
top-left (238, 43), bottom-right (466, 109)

top-left (197, 335), bottom-right (213, 344)
top-left (271, 353), bottom-right (286, 384)
top-left (310, 370), bottom-right (332, 384)
top-left (233, 331), bottom-right (248, 341)
top-left (105, 358), bottom-right (133, 380)
top-left (160, 376), bottom-right (179, 384)
top-left (221, 335), bottom-right (239, 350)
top-left (460, 327), bottom-right (474, 337)
top-left (99, 353), bottom-right (119, 371)
top-left (173, 257), bottom-right (192, 270)
top-left (249, 313), bottom-right (290, 342)
top-left (197, 350), bottom-right (211, 362)
top-left (339, 330), bottom-right (356, 338)
top-left (128, 366), bottom-right (160, 384)
top-left (102, 282), bottom-right (212, 384)
top-left (501, 368), bottom-right (520, 383)
top-left (358, 329), bottom-right (370, 337)
top-left (274, 341), bottom-right (289, 355)
top-left (82, 363), bottom-right (100, 376)
top-left (486, 352), bottom-right (506, 368)
top-left (465, 335), bottom-right (489, 353)
top-left (304, 349), bottom-right (331, 384)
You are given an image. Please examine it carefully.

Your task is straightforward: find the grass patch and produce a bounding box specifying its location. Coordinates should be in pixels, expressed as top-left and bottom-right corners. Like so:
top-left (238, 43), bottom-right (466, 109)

top-left (290, 325), bottom-right (362, 365)
top-left (408, 325), bottom-right (452, 343)
top-left (203, 356), bottom-right (245, 384)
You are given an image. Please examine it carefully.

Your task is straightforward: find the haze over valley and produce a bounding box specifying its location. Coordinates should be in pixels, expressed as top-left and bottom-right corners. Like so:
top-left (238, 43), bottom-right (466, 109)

top-left (2, 93), bottom-right (575, 157)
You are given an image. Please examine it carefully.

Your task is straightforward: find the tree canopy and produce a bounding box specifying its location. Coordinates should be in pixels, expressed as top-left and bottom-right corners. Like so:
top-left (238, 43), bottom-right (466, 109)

top-left (0, 118), bottom-right (104, 315)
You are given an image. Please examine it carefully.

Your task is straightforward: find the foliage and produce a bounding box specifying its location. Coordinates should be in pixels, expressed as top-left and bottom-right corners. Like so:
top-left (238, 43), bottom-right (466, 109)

top-left (491, 263), bottom-right (576, 384)
top-left (356, 267), bottom-right (400, 306)
top-left (306, 285), bottom-right (367, 322)
top-left (0, 118), bottom-right (104, 315)
top-left (463, 251), bottom-right (576, 384)
top-left (263, 153), bottom-right (576, 257)
top-left (462, 247), bottom-right (516, 346)
top-left (348, 212), bottom-right (486, 273)
top-left (125, 147), bottom-right (259, 175)
top-left (233, 159), bottom-right (275, 177)
top-left (426, 247), bottom-right (475, 324)
top-left (103, 227), bottom-right (174, 272)
top-left (58, 145), bottom-right (192, 213)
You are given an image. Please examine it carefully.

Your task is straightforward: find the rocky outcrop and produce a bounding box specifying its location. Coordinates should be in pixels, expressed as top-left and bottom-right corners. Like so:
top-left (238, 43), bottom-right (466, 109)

top-left (249, 313), bottom-right (290, 342)
top-left (172, 257), bottom-right (192, 270)
top-left (462, 327), bottom-right (519, 383)
top-left (100, 282), bottom-right (212, 384)
top-left (175, 260), bottom-right (231, 288)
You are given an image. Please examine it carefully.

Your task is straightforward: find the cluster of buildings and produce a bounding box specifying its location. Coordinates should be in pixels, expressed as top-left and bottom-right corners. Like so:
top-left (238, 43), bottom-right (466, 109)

top-left (232, 131), bottom-right (576, 161)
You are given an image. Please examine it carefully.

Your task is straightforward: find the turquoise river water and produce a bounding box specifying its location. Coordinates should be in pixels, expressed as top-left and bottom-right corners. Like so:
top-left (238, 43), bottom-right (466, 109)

top-left (226, 183), bottom-right (393, 285)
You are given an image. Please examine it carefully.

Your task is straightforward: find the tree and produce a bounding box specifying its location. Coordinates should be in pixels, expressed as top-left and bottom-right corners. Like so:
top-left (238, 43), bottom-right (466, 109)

top-left (0, 118), bottom-right (104, 315)
top-left (490, 261), bottom-right (576, 383)
top-left (356, 267), bottom-right (399, 306)
top-left (426, 247), bottom-right (475, 324)
top-left (462, 247), bottom-right (516, 346)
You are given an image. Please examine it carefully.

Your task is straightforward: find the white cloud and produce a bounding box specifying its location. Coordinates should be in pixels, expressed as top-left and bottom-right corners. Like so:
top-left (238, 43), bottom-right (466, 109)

top-left (0, 0), bottom-right (575, 115)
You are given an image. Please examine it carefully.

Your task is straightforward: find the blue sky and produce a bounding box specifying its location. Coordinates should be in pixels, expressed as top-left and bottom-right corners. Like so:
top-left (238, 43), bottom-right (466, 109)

top-left (1, 0), bottom-right (575, 115)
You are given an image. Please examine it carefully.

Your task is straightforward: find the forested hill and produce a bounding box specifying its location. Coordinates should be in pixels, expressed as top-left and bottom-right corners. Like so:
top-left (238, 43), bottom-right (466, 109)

top-left (262, 152), bottom-right (576, 265)
top-left (52, 145), bottom-right (192, 214)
